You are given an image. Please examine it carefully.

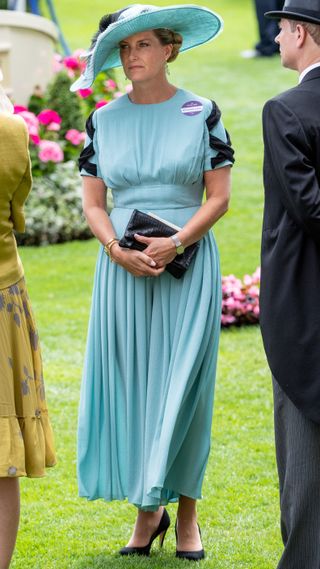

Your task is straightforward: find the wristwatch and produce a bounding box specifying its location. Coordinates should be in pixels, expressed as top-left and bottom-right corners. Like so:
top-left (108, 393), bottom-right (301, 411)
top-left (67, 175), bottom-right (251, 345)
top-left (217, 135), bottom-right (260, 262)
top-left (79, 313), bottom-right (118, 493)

top-left (170, 233), bottom-right (185, 255)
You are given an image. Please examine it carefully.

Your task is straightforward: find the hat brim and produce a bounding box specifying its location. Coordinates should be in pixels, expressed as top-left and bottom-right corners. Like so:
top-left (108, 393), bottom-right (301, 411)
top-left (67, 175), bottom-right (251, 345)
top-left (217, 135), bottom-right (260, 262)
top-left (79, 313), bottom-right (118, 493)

top-left (71, 5), bottom-right (223, 92)
top-left (265, 10), bottom-right (320, 25)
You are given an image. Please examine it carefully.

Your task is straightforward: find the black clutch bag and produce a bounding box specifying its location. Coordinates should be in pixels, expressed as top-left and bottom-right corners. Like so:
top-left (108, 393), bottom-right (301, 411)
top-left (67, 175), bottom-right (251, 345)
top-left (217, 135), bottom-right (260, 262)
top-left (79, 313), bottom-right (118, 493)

top-left (118, 209), bottom-right (199, 279)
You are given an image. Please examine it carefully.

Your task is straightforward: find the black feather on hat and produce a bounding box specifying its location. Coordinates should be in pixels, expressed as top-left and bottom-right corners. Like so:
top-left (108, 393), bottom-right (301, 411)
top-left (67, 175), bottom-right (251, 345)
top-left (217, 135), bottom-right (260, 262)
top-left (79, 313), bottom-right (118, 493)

top-left (90, 9), bottom-right (128, 50)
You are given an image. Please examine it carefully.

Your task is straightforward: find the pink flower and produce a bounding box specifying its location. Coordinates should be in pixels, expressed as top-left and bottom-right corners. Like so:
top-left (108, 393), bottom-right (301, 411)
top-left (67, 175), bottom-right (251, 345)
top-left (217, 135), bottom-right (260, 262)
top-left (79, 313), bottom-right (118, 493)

top-left (47, 122), bottom-right (61, 131)
top-left (78, 88), bottom-right (93, 98)
top-left (18, 110), bottom-right (39, 128)
top-left (247, 285), bottom-right (259, 297)
top-left (125, 84), bottom-right (133, 93)
top-left (224, 297), bottom-right (237, 309)
top-left (30, 133), bottom-right (41, 145)
top-left (113, 91), bottom-right (123, 99)
top-left (38, 109), bottom-right (62, 126)
top-left (233, 292), bottom-right (246, 302)
top-left (66, 69), bottom-right (76, 79)
top-left (65, 129), bottom-right (86, 146)
top-left (18, 111), bottom-right (40, 141)
top-left (243, 274), bottom-right (253, 286)
top-left (95, 100), bottom-right (109, 109)
top-left (72, 50), bottom-right (87, 72)
top-left (14, 105), bottom-right (28, 114)
top-left (221, 314), bottom-right (236, 325)
top-left (63, 56), bottom-right (80, 71)
top-left (38, 140), bottom-right (64, 163)
top-left (252, 267), bottom-right (261, 284)
top-left (105, 79), bottom-right (117, 90)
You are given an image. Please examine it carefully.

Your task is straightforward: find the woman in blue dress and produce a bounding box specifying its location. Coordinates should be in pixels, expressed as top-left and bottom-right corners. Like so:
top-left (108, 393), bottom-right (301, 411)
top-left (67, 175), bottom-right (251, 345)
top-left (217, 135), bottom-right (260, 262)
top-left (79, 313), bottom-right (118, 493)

top-left (72, 4), bottom-right (234, 560)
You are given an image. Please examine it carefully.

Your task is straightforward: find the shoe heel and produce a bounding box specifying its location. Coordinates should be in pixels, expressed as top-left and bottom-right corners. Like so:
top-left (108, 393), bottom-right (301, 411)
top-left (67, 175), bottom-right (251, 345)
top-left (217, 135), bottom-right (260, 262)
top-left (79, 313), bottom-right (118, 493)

top-left (119, 508), bottom-right (170, 557)
top-left (159, 528), bottom-right (168, 548)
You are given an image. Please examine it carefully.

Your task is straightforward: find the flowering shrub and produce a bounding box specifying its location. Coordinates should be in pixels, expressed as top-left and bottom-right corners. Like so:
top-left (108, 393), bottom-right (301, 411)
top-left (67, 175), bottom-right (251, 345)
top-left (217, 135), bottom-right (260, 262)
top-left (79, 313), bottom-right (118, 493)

top-left (15, 105), bottom-right (80, 175)
top-left (14, 50), bottom-right (127, 176)
top-left (221, 268), bottom-right (260, 327)
top-left (52, 50), bottom-right (131, 116)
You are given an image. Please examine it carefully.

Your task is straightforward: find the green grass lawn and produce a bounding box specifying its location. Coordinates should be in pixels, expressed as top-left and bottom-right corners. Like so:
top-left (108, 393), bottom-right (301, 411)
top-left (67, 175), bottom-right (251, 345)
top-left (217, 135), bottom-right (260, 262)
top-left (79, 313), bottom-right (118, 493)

top-left (10, 0), bottom-right (297, 567)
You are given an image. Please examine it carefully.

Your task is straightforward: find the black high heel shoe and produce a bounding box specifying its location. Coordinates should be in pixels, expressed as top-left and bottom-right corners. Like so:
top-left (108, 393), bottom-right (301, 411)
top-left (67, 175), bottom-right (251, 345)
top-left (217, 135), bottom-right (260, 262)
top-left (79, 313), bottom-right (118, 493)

top-left (119, 508), bottom-right (170, 556)
top-left (175, 520), bottom-right (205, 561)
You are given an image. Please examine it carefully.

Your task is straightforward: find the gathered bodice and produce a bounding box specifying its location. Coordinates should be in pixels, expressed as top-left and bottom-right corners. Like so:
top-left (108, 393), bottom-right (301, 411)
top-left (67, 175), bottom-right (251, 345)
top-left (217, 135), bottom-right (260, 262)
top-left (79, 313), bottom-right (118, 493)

top-left (80, 88), bottom-right (233, 204)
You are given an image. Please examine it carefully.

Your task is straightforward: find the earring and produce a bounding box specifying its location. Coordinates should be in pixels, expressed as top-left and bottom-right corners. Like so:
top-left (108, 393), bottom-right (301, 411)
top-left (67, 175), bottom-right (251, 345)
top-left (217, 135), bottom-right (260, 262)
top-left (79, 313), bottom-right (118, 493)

top-left (165, 62), bottom-right (170, 75)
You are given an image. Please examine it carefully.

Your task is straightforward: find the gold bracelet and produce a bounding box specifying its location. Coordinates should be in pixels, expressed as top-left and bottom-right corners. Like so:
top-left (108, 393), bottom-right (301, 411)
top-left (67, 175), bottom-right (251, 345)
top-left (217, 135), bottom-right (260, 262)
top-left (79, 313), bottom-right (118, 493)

top-left (108, 239), bottom-right (119, 262)
top-left (104, 238), bottom-right (119, 262)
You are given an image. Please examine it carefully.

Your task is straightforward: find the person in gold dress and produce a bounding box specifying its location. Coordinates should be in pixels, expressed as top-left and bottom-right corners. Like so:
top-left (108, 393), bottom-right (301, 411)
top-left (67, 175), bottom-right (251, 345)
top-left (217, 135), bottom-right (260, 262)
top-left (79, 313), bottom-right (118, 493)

top-left (0, 71), bottom-right (56, 569)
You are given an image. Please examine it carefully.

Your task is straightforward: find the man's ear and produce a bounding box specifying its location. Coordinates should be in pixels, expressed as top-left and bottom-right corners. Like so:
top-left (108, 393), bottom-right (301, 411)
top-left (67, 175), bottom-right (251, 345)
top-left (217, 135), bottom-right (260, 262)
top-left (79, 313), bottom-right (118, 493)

top-left (296, 23), bottom-right (307, 48)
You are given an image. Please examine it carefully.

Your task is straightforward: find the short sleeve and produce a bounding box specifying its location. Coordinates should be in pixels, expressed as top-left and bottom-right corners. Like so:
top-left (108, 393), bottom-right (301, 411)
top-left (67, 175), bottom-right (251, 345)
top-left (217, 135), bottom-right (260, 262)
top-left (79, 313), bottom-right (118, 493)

top-left (78, 110), bottom-right (102, 178)
top-left (204, 100), bottom-right (235, 171)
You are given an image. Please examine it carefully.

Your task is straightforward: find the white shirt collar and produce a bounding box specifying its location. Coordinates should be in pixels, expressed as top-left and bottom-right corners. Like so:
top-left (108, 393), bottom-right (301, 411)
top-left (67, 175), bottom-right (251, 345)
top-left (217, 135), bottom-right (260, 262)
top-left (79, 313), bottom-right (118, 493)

top-left (299, 62), bottom-right (320, 83)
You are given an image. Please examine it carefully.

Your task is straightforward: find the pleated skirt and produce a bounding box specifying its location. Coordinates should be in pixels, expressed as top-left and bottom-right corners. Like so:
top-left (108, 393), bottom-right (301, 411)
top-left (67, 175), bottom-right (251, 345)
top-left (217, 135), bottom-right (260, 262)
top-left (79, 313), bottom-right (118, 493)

top-left (78, 219), bottom-right (221, 510)
top-left (0, 277), bottom-right (56, 478)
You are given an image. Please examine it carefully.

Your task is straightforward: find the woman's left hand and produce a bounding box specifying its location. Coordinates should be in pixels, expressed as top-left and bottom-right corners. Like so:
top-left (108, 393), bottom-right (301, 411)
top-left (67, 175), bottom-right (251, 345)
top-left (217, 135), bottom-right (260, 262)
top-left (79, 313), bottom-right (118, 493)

top-left (134, 234), bottom-right (177, 268)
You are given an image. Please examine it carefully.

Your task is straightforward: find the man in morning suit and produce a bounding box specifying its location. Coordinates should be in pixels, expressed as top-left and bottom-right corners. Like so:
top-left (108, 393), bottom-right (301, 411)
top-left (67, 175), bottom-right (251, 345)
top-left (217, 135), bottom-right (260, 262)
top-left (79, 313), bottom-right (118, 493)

top-left (260, 1), bottom-right (320, 567)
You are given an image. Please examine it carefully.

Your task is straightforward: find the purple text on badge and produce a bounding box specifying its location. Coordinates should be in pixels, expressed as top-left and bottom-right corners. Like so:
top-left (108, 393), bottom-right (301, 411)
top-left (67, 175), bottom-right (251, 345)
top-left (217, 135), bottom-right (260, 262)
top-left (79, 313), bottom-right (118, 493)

top-left (180, 100), bottom-right (203, 116)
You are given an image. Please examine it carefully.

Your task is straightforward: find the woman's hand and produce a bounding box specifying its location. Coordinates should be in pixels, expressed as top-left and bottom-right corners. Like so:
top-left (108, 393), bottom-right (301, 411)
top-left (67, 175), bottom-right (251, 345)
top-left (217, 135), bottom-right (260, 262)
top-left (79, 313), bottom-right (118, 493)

top-left (134, 235), bottom-right (177, 268)
top-left (112, 243), bottom-right (165, 277)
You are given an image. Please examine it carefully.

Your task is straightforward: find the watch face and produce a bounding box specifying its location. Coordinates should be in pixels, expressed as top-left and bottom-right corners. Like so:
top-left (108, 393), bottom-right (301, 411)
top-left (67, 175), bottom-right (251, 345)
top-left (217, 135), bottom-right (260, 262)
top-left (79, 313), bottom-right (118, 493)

top-left (176, 244), bottom-right (184, 255)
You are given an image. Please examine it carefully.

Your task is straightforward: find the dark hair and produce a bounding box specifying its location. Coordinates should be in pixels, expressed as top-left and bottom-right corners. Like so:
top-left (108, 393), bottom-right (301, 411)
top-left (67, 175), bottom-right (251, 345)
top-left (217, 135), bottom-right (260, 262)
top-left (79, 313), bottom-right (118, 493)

top-left (153, 28), bottom-right (183, 62)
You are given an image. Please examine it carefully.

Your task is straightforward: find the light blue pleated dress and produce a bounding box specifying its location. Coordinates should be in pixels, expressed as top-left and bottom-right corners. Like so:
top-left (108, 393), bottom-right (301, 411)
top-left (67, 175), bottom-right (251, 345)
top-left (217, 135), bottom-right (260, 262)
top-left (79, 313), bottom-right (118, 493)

top-left (78, 88), bottom-right (233, 510)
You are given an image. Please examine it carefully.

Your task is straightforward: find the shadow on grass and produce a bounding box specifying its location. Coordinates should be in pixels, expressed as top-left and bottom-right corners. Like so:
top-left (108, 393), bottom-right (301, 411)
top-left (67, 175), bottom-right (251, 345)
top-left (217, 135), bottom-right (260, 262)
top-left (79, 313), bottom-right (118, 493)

top-left (73, 551), bottom-right (182, 568)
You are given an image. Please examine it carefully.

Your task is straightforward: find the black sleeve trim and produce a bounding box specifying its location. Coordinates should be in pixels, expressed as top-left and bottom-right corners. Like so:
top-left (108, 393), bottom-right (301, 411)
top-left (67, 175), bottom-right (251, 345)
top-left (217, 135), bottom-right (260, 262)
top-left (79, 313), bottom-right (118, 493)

top-left (78, 111), bottom-right (98, 176)
top-left (206, 100), bottom-right (235, 169)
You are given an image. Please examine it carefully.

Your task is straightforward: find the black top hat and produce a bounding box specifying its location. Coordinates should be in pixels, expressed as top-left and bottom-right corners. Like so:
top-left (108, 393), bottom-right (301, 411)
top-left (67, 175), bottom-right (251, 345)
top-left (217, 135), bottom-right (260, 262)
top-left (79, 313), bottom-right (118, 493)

top-left (265, 0), bottom-right (320, 25)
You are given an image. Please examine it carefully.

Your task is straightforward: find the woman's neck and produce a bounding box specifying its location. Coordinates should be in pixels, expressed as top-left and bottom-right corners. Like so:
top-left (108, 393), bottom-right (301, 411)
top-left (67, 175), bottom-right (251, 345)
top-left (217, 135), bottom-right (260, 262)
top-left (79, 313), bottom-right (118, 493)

top-left (129, 78), bottom-right (177, 104)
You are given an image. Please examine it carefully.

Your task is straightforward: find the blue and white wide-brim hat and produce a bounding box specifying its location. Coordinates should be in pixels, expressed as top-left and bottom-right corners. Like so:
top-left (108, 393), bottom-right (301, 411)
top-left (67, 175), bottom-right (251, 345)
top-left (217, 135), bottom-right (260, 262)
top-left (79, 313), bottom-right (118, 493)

top-left (70, 3), bottom-right (223, 92)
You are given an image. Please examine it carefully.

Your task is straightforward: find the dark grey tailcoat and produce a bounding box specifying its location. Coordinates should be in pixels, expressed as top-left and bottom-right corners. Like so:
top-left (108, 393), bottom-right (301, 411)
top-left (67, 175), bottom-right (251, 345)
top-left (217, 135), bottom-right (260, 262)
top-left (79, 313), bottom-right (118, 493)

top-left (260, 67), bottom-right (320, 423)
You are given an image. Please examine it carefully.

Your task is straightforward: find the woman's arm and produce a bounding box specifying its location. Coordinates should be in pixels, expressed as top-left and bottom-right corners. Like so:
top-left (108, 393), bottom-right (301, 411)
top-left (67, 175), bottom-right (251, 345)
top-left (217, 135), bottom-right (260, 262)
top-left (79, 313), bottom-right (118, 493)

top-left (178, 166), bottom-right (231, 246)
top-left (136, 166), bottom-right (231, 267)
top-left (82, 176), bottom-right (165, 277)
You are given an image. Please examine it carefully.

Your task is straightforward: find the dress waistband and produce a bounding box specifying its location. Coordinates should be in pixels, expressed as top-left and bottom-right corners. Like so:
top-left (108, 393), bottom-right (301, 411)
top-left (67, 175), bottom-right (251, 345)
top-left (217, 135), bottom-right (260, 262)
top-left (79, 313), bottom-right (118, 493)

top-left (111, 183), bottom-right (203, 210)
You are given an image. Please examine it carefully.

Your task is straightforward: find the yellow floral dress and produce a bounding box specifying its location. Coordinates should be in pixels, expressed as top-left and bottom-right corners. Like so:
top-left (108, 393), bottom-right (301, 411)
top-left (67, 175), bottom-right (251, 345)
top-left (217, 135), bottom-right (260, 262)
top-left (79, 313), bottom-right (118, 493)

top-left (0, 278), bottom-right (56, 477)
top-left (0, 112), bottom-right (56, 477)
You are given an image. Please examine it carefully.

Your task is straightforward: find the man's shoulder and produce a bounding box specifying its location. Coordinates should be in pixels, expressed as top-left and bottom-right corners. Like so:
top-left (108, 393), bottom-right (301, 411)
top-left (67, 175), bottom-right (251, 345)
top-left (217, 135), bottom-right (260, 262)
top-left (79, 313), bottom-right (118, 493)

top-left (264, 85), bottom-right (300, 112)
top-left (264, 80), bottom-right (320, 116)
